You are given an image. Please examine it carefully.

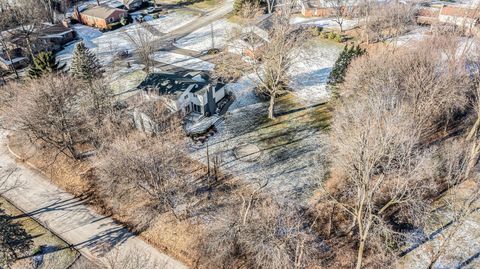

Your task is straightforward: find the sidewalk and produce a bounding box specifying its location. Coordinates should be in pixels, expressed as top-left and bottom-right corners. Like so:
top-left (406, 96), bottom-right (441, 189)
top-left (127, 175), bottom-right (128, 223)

top-left (0, 132), bottom-right (188, 269)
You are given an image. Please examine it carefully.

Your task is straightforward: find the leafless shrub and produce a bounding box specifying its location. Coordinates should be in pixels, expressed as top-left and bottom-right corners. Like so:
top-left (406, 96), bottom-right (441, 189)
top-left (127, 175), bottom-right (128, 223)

top-left (200, 196), bottom-right (321, 269)
top-left (124, 25), bottom-right (156, 73)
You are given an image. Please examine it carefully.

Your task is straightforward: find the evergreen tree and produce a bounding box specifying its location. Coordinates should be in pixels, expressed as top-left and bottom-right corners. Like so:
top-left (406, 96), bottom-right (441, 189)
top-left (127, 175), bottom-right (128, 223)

top-left (69, 41), bottom-right (102, 81)
top-left (233, 0), bottom-right (246, 14)
top-left (28, 51), bottom-right (64, 78)
top-left (328, 45), bottom-right (365, 86)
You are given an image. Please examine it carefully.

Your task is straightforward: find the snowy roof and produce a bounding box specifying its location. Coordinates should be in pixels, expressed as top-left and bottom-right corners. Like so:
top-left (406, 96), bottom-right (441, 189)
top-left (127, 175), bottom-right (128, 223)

top-left (81, 5), bottom-right (126, 19)
top-left (137, 72), bottom-right (215, 98)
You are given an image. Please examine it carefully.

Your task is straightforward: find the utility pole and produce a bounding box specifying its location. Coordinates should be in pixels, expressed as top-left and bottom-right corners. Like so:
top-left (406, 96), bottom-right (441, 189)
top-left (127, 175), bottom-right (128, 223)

top-left (210, 23), bottom-right (215, 49)
top-left (206, 141), bottom-right (210, 177)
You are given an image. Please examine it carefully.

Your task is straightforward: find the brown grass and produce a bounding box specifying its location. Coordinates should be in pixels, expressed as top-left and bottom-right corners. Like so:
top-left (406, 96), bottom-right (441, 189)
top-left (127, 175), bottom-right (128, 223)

top-left (8, 133), bottom-right (90, 196)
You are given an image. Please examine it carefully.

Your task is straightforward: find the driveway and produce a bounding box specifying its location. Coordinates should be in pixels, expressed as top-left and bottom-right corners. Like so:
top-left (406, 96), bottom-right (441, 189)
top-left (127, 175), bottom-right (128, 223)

top-left (0, 131), bottom-right (188, 269)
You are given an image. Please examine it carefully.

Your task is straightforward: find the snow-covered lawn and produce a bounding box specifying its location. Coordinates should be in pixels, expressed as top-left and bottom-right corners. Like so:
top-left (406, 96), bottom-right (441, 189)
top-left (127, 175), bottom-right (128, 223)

top-left (57, 11), bottom-right (197, 66)
top-left (174, 19), bottom-right (237, 52)
top-left (150, 51), bottom-right (214, 71)
top-left (389, 27), bottom-right (429, 47)
top-left (224, 39), bottom-right (342, 108)
top-left (289, 40), bottom-right (342, 105)
top-left (291, 16), bottom-right (358, 31)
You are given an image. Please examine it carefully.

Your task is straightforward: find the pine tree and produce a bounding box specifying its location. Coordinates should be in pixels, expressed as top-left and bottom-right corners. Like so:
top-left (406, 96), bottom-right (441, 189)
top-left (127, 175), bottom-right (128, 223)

top-left (28, 51), bottom-right (65, 78)
top-left (69, 41), bottom-right (102, 81)
top-left (328, 45), bottom-right (365, 86)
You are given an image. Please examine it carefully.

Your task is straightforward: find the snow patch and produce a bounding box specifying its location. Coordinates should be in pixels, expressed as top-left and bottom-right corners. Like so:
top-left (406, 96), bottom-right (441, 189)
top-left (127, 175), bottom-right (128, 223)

top-left (290, 16), bottom-right (358, 31)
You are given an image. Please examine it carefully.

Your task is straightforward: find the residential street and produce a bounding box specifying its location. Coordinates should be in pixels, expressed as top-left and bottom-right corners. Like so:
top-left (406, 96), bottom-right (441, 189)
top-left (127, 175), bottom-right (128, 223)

top-left (0, 131), bottom-right (188, 269)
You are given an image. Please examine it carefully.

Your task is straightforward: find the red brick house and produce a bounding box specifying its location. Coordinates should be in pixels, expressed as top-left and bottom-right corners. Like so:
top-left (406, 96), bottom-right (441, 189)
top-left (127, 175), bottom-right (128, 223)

top-left (73, 6), bottom-right (128, 30)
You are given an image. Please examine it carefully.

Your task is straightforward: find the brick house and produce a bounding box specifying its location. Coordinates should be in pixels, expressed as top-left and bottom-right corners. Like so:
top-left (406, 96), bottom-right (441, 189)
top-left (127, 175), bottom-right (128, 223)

top-left (73, 6), bottom-right (128, 30)
top-left (416, 4), bottom-right (480, 33)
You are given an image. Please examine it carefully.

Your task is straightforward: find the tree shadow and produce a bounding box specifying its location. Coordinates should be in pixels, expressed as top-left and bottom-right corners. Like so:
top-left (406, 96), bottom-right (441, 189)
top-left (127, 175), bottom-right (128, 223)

top-left (0, 206), bottom-right (34, 265)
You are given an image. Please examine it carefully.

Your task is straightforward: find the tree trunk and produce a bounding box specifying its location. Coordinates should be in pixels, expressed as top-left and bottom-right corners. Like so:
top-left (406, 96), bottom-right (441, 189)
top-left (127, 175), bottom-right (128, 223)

top-left (25, 35), bottom-right (35, 60)
top-left (465, 140), bottom-right (480, 179)
top-left (467, 115), bottom-right (480, 142)
top-left (0, 33), bottom-right (19, 79)
top-left (268, 94), bottom-right (275, 120)
top-left (356, 238), bottom-right (365, 269)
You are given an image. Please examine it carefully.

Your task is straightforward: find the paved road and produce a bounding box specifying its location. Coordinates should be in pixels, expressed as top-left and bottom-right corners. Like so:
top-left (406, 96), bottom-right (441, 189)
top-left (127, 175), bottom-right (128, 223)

top-left (0, 132), bottom-right (188, 269)
top-left (154, 0), bottom-right (234, 53)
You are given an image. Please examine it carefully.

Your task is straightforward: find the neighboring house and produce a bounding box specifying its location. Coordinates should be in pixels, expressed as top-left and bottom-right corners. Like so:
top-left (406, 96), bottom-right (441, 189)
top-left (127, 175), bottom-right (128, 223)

top-left (137, 71), bottom-right (226, 117)
top-left (438, 5), bottom-right (479, 29)
top-left (36, 23), bottom-right (76, 51)
top-left (232, 14), bottom-right (272, 57)
top-left (73, 5), bottom-right (128, 30)
top-left (0, 23), bottom-right (74, 70)
top-left (416, 4), bottom-right (480, 33)
top-left (299, 0), bottom-right (357, 17)
top-left (122, 0), bottom-right (144, 10)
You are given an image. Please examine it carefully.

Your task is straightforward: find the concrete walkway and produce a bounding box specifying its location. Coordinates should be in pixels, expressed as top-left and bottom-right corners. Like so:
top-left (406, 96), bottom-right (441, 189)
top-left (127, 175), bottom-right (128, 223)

top-left (0, 132), bottom-right (188, 269)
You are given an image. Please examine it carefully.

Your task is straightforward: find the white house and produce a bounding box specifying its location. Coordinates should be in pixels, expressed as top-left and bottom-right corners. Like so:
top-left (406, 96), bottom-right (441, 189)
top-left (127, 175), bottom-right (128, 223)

top-left (137, 71), bottom-right (226, 117)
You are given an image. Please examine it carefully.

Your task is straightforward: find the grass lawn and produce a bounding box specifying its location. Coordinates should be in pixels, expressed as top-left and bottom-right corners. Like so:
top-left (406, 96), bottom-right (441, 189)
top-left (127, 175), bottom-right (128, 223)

top-left (0, 197), bottom-right (79, 269)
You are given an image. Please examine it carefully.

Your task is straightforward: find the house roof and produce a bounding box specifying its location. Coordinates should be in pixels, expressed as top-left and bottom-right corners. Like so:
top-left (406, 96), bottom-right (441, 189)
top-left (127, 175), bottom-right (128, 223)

top-left (440, 6), bottom-right (480, 19)
top-left (137, 72), bottom-right (211, 98)
top-left (81, 6), bottom-right (126, 19)
top-left (37, 23), bottom-right (73, 38)
top-left (122, 0), bottom-right (142, 5)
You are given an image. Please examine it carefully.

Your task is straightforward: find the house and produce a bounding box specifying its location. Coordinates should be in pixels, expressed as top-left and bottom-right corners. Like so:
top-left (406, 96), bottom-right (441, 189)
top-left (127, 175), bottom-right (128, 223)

top-left (122, 0), bottom-right (144, 10)
top-left (0, 23), bottom-right (74, 70)
top-left (73, 5), bottom-right (128, 30)
top-left (416, 4), bottom-right (480, 33)
top-left (36, 23), bottom-right (76, 51)
top-left (137, 71), bottom-right (226, 117)
top-left (438, 5), bottom-right (480, 29)
top-left (299, 0), bottom-right (357, 17)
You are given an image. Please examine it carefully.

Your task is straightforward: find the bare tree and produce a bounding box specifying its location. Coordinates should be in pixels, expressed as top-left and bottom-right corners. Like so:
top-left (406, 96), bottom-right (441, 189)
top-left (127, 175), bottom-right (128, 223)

top-left (94, 133), bottom-right (194, 225)
top-left (218, 8), bottom-right (304, 119)
top-left (3, 74), bottom-right (113, 160)
top-left (358, 0), bottom-right (416, 44)
top-left (324, 0), bottom-right (356, 32)
top-left (321, 38), bottom-right (472, 269)
top-left (124, 25), bottom-right (156, 73)
top-left (0, 0), bottom-right (46, 59)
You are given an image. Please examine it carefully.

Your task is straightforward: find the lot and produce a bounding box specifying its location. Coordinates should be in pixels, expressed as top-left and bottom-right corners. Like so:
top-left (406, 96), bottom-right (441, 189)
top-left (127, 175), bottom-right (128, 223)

top-left (189, 39), bottom-right (341, 202)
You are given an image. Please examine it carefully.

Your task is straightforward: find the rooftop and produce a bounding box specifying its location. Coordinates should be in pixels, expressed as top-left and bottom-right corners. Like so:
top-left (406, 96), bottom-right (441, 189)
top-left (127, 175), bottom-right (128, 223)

top-left (81, 5), bottom-right (126, 19)
top-left (137, 71), bottom-right (219, 98)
